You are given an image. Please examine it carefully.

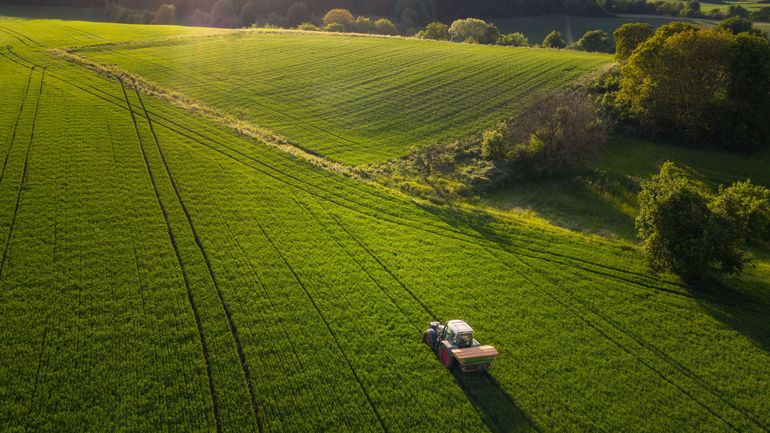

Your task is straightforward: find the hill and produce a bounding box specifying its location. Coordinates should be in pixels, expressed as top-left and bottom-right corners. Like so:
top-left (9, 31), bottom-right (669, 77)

top-left (0, 13), bottom-right (769, 433)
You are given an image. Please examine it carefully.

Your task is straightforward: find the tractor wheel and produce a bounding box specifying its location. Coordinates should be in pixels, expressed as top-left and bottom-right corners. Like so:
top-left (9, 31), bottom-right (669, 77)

top-left (422, 329), bottom-right (436, 348)
top-left (438, 344), bottom-right (454, 369)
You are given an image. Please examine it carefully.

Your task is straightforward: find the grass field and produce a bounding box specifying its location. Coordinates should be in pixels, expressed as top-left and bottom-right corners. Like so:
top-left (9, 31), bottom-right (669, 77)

top-left (0, 14), bottom-right (769, 433)
top-left (74, 31), bottom-right (610, 165)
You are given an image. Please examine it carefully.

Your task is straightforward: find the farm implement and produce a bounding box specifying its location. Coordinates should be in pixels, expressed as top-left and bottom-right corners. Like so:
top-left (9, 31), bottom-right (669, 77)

top-left (423, 320), bottom-right (498, 373)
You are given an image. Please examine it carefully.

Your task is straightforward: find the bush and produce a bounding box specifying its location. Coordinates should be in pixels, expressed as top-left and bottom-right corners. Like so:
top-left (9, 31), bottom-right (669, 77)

top-left (636, 162), bottom-right (746, 279)
top-left (418, 22), bottom-right (449, 40)
top-left (711, 180), bottom-right (770, 246)
top-left (574, 29), bottom-right (613, 52)
top-left (543, 30), bottom-right (566, 48)
top-left (614, 22), bottom-right (654, 60)
top-left (323, 8), bottom-right (354, 30)
top-left (297, 22), bottom-right (320, 31)
top-left (497, 32), bottom-right (528, 46)
top-left (354, 16), bottom-right (375, 33)
top-left (717, 16), bottom-right (760, 35)
top-left (152, 4), bottom-right (175, 25)
top-left (448, 18), bottom-right (499, 45)
top-left (324, 22), bottom-right (346, 32)
top-left (373, 18), bottom-right (400, 35)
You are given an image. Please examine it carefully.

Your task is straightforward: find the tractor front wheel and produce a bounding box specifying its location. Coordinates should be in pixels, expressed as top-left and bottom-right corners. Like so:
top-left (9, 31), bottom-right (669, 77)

top-left (438, 344), bottom-right (454, 369)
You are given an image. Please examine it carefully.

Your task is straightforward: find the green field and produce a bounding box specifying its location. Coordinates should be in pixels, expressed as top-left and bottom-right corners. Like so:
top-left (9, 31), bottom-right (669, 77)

top-left (74, 31), bottom-right (610, 165)
top-left (0, 14), bottom-right (769, 433)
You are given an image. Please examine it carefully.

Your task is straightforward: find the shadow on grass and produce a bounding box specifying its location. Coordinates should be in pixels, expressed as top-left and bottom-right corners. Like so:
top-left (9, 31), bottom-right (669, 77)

top-left (483, 169), bottom-right (639, 241)
top-left (451, 368), bottom-right (540, 433)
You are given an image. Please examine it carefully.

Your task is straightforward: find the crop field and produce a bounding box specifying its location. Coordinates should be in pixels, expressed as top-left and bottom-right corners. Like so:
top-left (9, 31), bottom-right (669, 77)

top-left (74, 31), bottom-right (610, 165)
top-left (0, 15), bottom-right (769, 433)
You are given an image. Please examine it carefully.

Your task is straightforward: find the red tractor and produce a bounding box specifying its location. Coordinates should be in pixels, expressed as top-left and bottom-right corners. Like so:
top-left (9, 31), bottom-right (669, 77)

top-left (423, 320), bottom-right (498, 373)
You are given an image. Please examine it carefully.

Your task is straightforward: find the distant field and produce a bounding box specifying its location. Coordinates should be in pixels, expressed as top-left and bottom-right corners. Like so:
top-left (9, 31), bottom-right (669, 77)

top-left (0, 14), bottom-right (769, 433)
top-left (493, 15), bottom-right (683, 44)
top-left (78, 31), bottom-right (610, 164)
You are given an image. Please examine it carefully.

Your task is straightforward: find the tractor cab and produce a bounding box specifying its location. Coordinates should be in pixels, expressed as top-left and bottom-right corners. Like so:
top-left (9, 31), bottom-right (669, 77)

top-left (440, 320), bottom-right (478, 349)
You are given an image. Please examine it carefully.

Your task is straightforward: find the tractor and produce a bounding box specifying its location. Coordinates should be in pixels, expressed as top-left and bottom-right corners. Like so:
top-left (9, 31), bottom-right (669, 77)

top-left (423, 320), bottom-right (498, 373)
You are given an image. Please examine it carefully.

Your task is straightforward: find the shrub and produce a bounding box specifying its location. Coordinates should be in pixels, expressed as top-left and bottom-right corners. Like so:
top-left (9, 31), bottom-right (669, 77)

top-left (711, 180), bottom-right (770, 246)
top-left (354, 16), bottom-right (375, 33)
top-left (286, 2), bottom-right (312, 28)
top-left (480, 128), bottom-right (507, 159)
top-left (297, 22), bottom-right (320, 31)
top-left (324, 22), bottom-right (346, 32)
top-left (322, 8), bottom-right (354, 30)
top-left (636, 162), bottom-right (746, 279)
top-left (417, 22), bottom-right (449, 41)
top-left (614, 22), bottom-right (654, 60)
top-left (418, 22), bottom-right (449, 40)
top-left (717, 16), bottom-right (760, 35)
top-left (448, 18), bottom-right (499, 45)
top-left (497, 32), bottom-right (528, 46)
top-left (152, 4), bottom-right (175, 25)
top-left (373, 18), bottom-right (399, 35)
top-left (574, 29), bottom-right (613, 52)
top-left (543, 30), bottom-right (566, 48)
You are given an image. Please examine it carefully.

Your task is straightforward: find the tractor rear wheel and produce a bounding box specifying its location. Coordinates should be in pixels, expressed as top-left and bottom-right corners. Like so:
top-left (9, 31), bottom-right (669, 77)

top-left (438, 344), bottom-right (454, 369)
top-left (422, 329), bottom-right (436, 348)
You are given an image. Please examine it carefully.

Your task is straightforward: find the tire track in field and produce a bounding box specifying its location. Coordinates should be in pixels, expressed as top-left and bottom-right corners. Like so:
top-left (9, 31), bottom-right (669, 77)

top-left (0, 69), bottom-right (44, 283)
top-left (495, 253), bottom-right (754, 433)
top-left (0, 28), bottom-right (33, 48)
top-left (133, 89), bottom-right (263, 433)
top-left (254, 220), bottom-right (389, 433)
top-left (26, 56), bottom-right (759, 316)
top-left (516, 255), bottom-right (769, 432)
top-left (0, 65), bottom-right (35, 185)
top-left (0, 25), bottom-right (41, 46)
top-left (118, 80), bottom-right (223, 433)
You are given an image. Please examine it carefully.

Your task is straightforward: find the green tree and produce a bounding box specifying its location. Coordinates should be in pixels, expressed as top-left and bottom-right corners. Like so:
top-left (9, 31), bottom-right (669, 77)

top-left (418, 22), bottom-right (449, 40)
top-left (286, 2), bottom-right (311, 28)
top-left (711, 180), bottom-right (770, 246)
top-left (613, 22), bottom-right (654, 60)
top-left (448, 18), bottom-right (499, 44)
top-left (726, 33), bottom-right (770, 151)
top-left (322, 8), bottom-right (354, 30)
top-left (543, 30), bottom-right (566, 48)
top-left (152, 3), bottom-right (175, 24)
top-left (727, 4), bottom-right (750, 18)
top-left (636, 162), bottom-right (746, 279)
top-left (718, 16), bottom-right (757, 35)
top-left (497, 32), bottom-right (528, 46)
top-left (374, 18), bottom-right (400, 35)
top-left (574, 29), bottom-right (613, 52)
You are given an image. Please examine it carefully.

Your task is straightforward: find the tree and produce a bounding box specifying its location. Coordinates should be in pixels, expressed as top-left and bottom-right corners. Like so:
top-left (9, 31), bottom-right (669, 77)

top-left (574, 29), bottom-right (613, 52)
top-left (636, 162), bottom-right (746, 279)
top-left (613, 22), bottom-right (654, 60)
top-left (322, 8), bottom-right (354, 30)
top-left (400, 7), bottom-right (418, 31)
top-left (210, 0), bottom-right (238, 27)
top-left (354, 16), bottom-right (375, 33)
top-left (418, 21), bottom-right (449, 40)
top-left (725, 33), bottom-right (770, 151)
top-left (238, 1), bottom-right (260, 27)
top-left (448, 18), bottom-right (499, 44)
top-left (152, 3), bottom-right (175, 24)
top-left (497, 32), bottom-right (528, 46)
top-left (373, 18), bottom-right (399, 35)
top-left (286, 2), bottom-right (311, 27)
top-left (717, 16), bottom-right (759, 35)
top-left (543, 30), bottom-right (566, 48)
top-left (727, 4), bottom-right (750, 18)
top-left (711, 180), bottom-right (770, 246)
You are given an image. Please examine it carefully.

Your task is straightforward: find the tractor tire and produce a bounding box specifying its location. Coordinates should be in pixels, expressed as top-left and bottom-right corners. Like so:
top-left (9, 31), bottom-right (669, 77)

top-left (438, 344), bottom-right (455, 369)
top-left (422, 329), bottom-right (437, 348)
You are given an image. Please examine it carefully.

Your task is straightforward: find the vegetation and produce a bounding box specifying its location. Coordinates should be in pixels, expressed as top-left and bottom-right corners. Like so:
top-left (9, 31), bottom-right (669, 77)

top-left (613, 22), bottom-right (655, 59)
top-left (613, 22), bottom-right (770, 152)
top-left (448, 18), bottom-right (500, 44)
top-left (636, 162), bottom-right (769, 278)
top-left (573, 29), bottom-right (613, 52)
top-left (543, 30), bottom-right (567, 48)
top-left (79, 31), bottom-right (609, 164)
top-left (0, 12), bottom-right (768, 433)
